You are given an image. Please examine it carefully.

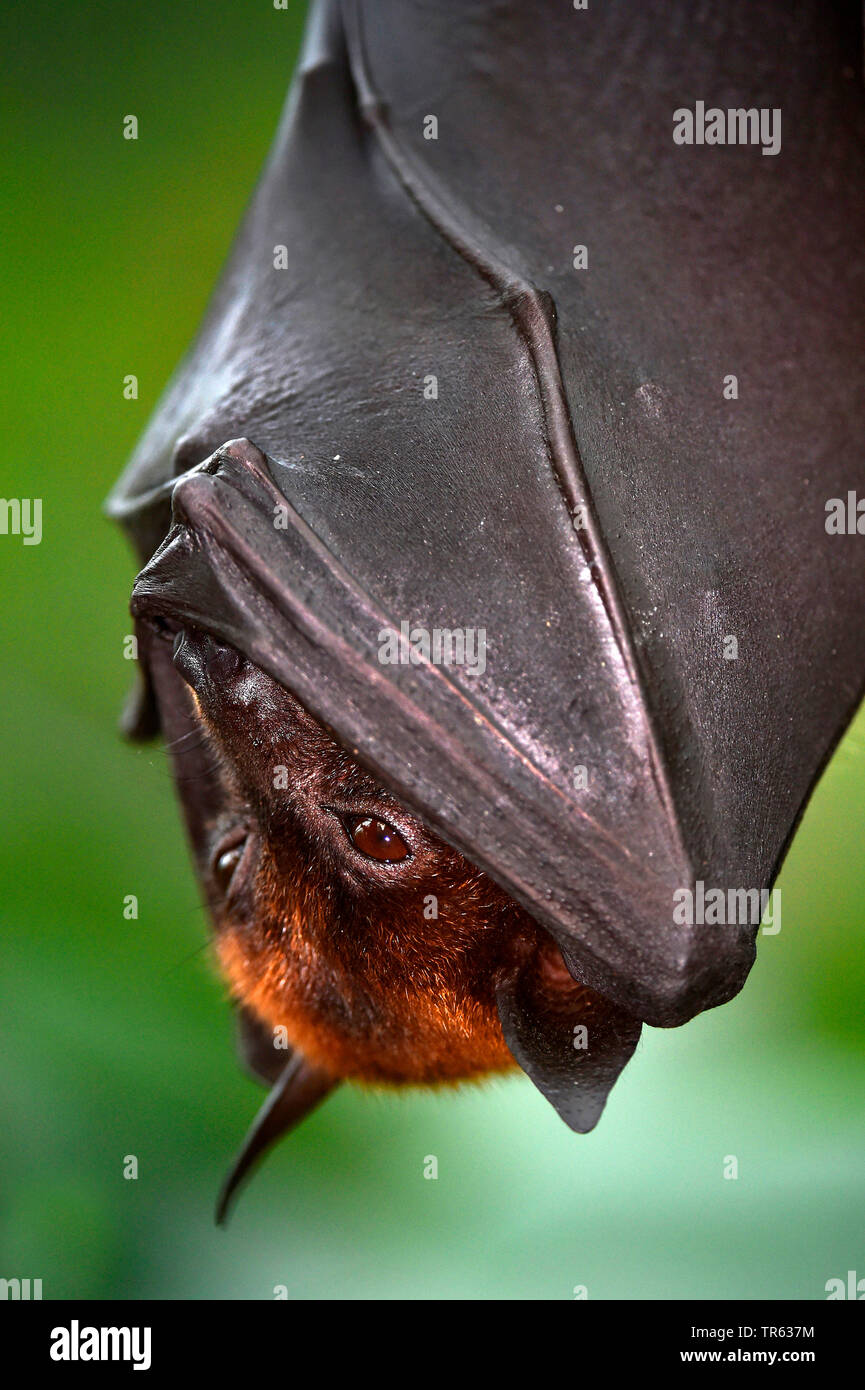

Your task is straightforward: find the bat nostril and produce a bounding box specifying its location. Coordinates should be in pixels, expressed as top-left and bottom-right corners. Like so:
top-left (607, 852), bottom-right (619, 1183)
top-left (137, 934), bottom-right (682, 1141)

top-left (171, 628), bottom-right (204, 689)
top-left (206, 637), bottom-right (242, 682)
top-left (172, 626), bottom-right (242, 690)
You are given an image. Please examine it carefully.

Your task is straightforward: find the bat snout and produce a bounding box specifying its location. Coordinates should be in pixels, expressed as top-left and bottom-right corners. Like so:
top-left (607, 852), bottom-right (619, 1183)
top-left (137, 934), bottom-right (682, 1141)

top-left (172, 626), bottom-right (243, 691)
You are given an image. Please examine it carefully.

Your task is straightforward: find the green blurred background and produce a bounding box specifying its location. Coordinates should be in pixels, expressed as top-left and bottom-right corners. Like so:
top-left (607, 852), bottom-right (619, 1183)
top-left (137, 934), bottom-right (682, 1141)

top-left (1, 0), bottom-right (864, 1301)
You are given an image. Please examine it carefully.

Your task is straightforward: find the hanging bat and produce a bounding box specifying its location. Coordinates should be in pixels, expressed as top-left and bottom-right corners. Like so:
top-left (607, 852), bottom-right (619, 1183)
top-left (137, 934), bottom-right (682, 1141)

top-left (106, 0), bottom-right (865, 1222)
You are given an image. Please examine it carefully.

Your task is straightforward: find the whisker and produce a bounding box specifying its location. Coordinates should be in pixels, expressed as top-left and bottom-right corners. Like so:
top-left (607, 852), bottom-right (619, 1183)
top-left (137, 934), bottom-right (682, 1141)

top-left (173, 764), bottom-right (226, 784)
top-left (160, 935), bottom-right (214, 977)
top-left (164, 727), bottom-right (211, 753)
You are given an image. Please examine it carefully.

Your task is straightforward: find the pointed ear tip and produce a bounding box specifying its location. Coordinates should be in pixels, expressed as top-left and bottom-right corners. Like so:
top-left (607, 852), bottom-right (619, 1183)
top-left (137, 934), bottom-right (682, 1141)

top-left (212, 1057), bottom-right (337, 1227)
top-left (555, 1095), bottom-right (609, 1134)
top-left (565, 1114), bottom-right (601, 1136)
top-left (214, 1176), bottom-right (237, 1227)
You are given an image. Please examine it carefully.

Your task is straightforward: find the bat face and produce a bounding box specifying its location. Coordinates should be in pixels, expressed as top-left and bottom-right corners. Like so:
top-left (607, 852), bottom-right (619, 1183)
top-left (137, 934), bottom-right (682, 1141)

top-left (142, 617), bottom-right (595, 1089)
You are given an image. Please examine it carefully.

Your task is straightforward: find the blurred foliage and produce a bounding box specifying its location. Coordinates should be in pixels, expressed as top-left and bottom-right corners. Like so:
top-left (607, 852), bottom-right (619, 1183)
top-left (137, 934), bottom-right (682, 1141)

top-left (1, 0), bottom-right (863, 1300)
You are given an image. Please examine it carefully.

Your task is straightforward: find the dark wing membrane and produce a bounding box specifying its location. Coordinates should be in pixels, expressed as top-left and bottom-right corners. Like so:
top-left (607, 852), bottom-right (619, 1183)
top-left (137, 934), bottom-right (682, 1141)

top-left (352, 0), bottom-right (865, 899)
top-left (110, 0), bottom-right (865, 1039)
top-left (131, 439), bottom-right (747, 1026)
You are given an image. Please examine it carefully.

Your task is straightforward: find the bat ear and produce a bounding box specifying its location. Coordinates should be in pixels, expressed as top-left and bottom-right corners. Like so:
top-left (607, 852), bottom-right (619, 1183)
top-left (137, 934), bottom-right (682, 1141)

top-left (235, 1005), bottom-right (294, 1087)
top-left (216, 1051), bottom-right (337, 1226)
top-left (496, 948), bottom-right (642, 1133)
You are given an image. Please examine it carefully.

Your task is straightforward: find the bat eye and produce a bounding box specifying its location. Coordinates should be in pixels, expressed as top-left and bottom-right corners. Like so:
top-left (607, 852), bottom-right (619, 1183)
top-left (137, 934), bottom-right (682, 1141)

top-left (343, 815), bottom-right (410, 863)
top-left (211, 829), bottom-right (252, 898)
top-left (215, 844), bottom-right (244, 893)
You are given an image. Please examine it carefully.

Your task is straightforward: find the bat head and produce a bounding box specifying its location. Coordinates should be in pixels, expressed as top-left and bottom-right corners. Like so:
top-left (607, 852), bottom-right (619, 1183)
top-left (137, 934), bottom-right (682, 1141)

top-left (133, 593), bottom-right (643, 1219)
top-left (168, 621), bottom-right (532, 1084)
